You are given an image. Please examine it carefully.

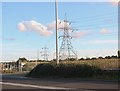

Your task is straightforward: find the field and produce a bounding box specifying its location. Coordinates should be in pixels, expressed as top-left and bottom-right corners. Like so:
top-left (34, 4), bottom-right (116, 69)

top-left (23, 58), bottom-right (119, 71)
top-left (60, 58), bottom-right (119, 70)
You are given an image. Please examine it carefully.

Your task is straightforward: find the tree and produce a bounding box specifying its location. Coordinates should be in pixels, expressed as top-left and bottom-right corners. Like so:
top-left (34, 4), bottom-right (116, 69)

top-left (79, 58), bottom-right (84, 61)
top-left (69, 58), bottom-right (76, 61)
top-left (16, 57), bottom-right (28, 67)
top-left (86, 57), bottom-right (91, 60)
top-left (111, 55), bottom-right (117, 58)
top-left (18, 57), bottom-right (27, 62)
top-left (98, 56), bottom-right (104, 59)
top-left (91, 57), bottom-right (97, 60)
top-left (105, 56), bottom-right (111, 59)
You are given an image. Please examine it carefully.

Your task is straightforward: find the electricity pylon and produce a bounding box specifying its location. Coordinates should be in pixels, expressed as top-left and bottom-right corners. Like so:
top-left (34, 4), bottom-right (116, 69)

top-left (59, 14), bottom-right (77, 60)
top-left (41, 46), bottom-right (49, 61)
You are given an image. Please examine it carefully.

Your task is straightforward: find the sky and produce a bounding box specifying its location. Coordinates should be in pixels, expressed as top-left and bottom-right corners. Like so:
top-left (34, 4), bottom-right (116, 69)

top-left (1, 1), bottom-right (119, 62)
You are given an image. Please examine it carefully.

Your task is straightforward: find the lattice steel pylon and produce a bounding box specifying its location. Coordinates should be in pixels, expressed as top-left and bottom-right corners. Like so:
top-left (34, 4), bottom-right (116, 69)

top-left (41, 46), bottom-right (49, 61)
top-left (59, 14), bottom-right (77, 60)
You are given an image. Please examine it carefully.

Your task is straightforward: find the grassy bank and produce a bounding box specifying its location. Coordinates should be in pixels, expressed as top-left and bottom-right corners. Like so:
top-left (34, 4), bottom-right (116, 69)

top-left (26, 63), bottom-right (119, 80)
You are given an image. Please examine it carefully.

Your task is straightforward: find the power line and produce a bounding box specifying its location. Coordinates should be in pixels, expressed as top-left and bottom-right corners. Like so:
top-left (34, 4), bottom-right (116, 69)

top-left (70, 11), bottom-right (117, 21)
top-left (72, 24), bottom-right (117, 30)
top-left (74, 18), bottom-right (117, 24)
top-left (77, 24), bottom-right (118, 29)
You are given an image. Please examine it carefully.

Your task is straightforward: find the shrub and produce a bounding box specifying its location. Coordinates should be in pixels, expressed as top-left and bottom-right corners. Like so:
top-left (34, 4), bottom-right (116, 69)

top-left (27, 63), bottom-right (105, 78)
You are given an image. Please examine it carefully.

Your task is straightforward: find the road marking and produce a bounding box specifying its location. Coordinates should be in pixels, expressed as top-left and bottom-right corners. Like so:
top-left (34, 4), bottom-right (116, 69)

top-left (0, 82), bottom-right (71, 90)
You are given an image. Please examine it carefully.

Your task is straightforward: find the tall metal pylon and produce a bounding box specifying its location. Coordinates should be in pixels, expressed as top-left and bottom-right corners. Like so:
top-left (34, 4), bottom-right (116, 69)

top-left (41, 46), bottom-right (49, 61)
top-left (36, 49), bottom-right (39, 66)
top-left (59, 13), bottom-right (77, 60)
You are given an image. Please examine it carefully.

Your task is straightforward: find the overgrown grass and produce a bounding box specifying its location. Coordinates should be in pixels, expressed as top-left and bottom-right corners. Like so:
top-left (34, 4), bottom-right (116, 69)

top-left (26, 58), bottom-right (118, 70)
top-left (60, 58), bottom-right (119, 69)
top-left (27, 63), bottom-right (119, 80)
top-left (22, 58), bottom-right (119, 72)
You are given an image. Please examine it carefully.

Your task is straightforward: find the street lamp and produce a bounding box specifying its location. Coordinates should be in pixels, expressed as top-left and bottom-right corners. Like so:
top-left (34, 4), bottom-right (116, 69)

top-left (55, 0), bottom-right (59, 64)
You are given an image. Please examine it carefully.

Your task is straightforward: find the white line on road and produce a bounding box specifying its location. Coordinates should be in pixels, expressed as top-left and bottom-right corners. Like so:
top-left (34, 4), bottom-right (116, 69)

top-left (0, 82), bottom-right (71, 90)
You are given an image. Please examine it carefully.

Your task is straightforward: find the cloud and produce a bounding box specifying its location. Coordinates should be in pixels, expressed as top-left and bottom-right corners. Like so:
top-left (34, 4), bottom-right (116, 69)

top-left (18, 19), bottom-right (73, 37)
top-left (47, 19), bottom-right (71, 31)
top-left (0, 43), bottom-right (19, 47)
top-left (17, 23), bottom-right (26, 32)
top-left (3, 37), bottom-right (15, 41)
top-left (110, 0), bottom-right (119, 6)
top-left (84, 39), bottom-right (118, 44)
top-left (47, 21), bottom-right (56, 30)
top-left (100, 28), bottom-right (110, 34)
top-left (17, 20), bottom-right (93, 39)
top-left (0, 36), bottom-right (15, 41)
top-left (47, 19), bottom-right (90, 38)
top-left (71, 31), bottom-right (90, 38)
top-left (18, 20), bottom-right (53, 36)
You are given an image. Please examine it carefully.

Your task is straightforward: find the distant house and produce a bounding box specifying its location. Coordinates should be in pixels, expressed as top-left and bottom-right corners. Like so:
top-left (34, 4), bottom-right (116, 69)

top-left (16, 57), bottom-right (28, 71)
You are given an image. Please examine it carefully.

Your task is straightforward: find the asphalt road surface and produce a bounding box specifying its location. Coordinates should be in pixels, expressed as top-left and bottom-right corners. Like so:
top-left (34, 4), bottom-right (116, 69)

top-left (0, 74), bottom-right (119, 91)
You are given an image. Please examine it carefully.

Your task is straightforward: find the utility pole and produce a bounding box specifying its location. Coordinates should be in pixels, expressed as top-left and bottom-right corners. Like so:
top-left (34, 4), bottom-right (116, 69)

top-left (55, 0), bottom-right (59, 64)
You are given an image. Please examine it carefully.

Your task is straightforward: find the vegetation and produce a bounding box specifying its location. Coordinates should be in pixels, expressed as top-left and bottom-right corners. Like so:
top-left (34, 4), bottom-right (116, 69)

top-left (2, 55), bottom-right (119, 78)
top-left (27, 54), bottom-right (119, 80)
top-left (60, 58), bottom-right (119, 69)
top-left (27, 62), bottom-right (119, 80)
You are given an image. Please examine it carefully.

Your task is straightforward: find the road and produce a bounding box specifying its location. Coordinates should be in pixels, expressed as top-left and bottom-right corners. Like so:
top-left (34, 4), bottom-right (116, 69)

top-left (0, 73), bottom-right (119, 91)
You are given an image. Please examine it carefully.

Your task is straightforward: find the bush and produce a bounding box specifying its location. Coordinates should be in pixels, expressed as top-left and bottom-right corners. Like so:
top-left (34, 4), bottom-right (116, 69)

top-left (27, 63), bottom-right (107, 78)
top-left (27, 62), bottom-right (119, 80)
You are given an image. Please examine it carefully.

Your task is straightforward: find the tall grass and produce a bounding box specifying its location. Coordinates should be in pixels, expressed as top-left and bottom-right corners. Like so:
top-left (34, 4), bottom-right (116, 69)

top-left (61, 58), bottom-right (119, 69)
top-left (24, 58), bottom-right (119, 71)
